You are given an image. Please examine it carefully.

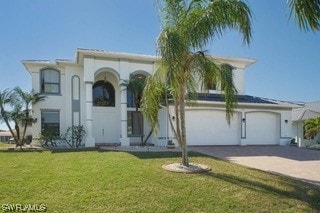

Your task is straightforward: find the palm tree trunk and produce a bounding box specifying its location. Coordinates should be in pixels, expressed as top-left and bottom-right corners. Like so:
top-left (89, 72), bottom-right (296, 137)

top-left (166, 98), bottom-right (179, 143)
top-left (4, 119), bottom-right (18, 144)
top-left (175, 100), bottom-right (181, 145)
top-left (0, 107), bottom-right (19, 145)
top-left (143, 130), bottom-right (153, 144)
top-left (179, 82), bottom-right (189, 167)
top-left (15, 122), bottom-right (23, 149)
top-left (21, 110), bottom-right (29, 144)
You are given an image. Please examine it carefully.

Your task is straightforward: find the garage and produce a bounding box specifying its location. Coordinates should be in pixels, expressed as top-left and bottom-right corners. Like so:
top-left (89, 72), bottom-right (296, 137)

top-left (185, 109), bottom-right (241, 145)
top-left (245, 112), bottom-right (280, 145)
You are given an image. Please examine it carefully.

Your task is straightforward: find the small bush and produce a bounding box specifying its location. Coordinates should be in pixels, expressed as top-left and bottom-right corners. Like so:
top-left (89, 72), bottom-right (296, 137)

top-left (61, 125), bottom-right (86, 148)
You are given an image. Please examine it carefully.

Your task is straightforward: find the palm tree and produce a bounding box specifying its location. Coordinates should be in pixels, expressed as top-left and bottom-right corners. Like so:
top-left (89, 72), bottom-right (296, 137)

top-left (128, 75), bottom-right (147, 144)
top-left (0, 88), bottom-right (45, 148)
top-left (13, 87), bottom-right (46, 144)
top-left (304, 116), bottom-right (320, 139)
top-left (9, 102), bottom-right (24, 147)
top-left (287, 0), bottom-right (320, 32)
top-left (128, 74), bottom-right (146, 111)
top-left (142, 0), bottom-right (252, 166)
top-left (0, 89), bottom-right (19, 143)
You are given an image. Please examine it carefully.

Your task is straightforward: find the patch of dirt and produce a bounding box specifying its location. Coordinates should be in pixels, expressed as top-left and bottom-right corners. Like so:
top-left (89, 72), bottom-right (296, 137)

top-left (162, 162), bottom-right (211, 174)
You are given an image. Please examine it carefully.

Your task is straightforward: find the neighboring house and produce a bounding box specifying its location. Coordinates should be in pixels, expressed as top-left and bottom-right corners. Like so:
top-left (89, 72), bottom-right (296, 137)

top-left (0, 131), bottom-right (12, 142)
top-left (23, 48), bottom-right (294, 147)
top-left (292, 101), bottom-right (320, 147)
top-left (0, 126), bottom-right (32, 143)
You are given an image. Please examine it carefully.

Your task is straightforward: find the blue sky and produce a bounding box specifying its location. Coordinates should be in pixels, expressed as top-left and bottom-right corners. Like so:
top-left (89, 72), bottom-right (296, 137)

top-left (0, 1), bottom-right (319, 105)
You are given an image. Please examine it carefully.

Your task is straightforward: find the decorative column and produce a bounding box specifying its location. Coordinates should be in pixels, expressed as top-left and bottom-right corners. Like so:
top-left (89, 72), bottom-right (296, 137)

top-left (85, 81), bottom-right (95, 147)
top-left (119, 79), bottom-right (130, 146)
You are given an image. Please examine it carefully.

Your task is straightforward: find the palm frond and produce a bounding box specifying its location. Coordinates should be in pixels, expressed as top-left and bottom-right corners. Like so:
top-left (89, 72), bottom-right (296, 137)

top-left (128, 75), bottom-right (146, 99)
top-left (0, 89), bottom-right (13, 120)
top-left (160, 0), bottom-right (188, 26)
top-left (140, 68), bottom-right (167, 134)
top-left (0, 89), bottom-right (12, 106)
top-left (157, 27), bottom-right (188, 70)
top-left (13, 87), bottom-right (46, 106)
top-left (182, 0), bottom-right (252, 49)
top-left (219, 64), bottom-right (238, 124)
top-left (288, 0), bottom-right (320, 32)
top-left (304, 116), bottom-right (320, 138)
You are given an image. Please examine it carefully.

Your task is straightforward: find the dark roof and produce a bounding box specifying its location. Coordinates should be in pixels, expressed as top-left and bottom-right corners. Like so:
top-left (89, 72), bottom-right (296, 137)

top-left (196, 93), bottom-right (277, 104)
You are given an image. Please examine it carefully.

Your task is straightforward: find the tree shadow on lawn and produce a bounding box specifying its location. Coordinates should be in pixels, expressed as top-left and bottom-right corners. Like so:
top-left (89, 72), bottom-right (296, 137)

top-left (49, 147), bottom-right (99, 153)
top-left (48, 148), bottom-right (201, 159)
top-left (0, 149), bottom-right (44, 153)
top-left (0, 147), bottom-right (99, 154)
top-left (204, 171), bottom-right (320, 210)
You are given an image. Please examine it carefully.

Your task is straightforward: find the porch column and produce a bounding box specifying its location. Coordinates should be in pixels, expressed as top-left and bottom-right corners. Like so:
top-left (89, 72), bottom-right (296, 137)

top-left (85, 81), bottom-right (95, 147)
top-left (119, 80), bottom-right (130, 146)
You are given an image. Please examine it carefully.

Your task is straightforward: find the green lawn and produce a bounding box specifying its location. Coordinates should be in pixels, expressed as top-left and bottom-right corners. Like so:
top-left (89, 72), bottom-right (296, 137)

top-left (0, 142), bottom-right (11, 148)
top-left (0, 150), bottom-right (319, 212)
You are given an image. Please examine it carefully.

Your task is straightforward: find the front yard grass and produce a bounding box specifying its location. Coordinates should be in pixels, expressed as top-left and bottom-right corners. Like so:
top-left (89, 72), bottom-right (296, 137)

top-left (0, 149), bottom-right (319, 212)
top-left (0, 142), bottom-right (12, 149)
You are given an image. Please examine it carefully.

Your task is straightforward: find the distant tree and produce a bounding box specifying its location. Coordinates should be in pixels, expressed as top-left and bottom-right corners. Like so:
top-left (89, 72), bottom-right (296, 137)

top-left (287, 0), bottom-right (320, 32)
top-left (0, 88), bottom-right (45, 149)
top-left (128, 75), bottom-right (146, 111)
top-left (304, 116), bottom-right (320, 139)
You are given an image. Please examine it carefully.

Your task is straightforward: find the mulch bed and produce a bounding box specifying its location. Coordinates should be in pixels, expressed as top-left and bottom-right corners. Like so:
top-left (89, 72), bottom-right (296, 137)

top-left (162, 162), bottom-right (211, 174)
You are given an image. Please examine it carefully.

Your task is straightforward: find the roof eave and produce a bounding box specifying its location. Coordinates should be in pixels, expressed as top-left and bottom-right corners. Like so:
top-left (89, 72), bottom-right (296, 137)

top-left (209, 55), bottom-right (257, 69)
top-left (76, 48), bottom-right (159, 64)
top-left (190, 100), bottom-right (293, 109)
top-left (76, 48), bottom-right (256, 68)
top-left (22, 60), bottom-right (58, 74)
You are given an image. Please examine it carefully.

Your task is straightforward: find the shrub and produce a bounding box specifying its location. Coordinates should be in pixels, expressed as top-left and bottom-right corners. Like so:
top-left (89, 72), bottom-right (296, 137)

top-left (61, 125), bottom-right (86, 148)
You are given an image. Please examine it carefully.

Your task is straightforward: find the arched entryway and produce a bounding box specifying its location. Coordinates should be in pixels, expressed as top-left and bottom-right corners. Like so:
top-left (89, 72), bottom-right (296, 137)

top-left (92, 70), bottom-right (120, 144)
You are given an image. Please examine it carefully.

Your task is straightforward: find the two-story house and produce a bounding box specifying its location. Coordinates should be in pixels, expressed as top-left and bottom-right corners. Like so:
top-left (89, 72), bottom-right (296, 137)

top-left (23, 48), bottom-right (293, 147)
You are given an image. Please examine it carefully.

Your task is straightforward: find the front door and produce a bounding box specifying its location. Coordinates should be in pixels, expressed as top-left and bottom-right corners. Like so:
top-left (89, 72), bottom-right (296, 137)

top-left (93, 111), bottom-right (118, 143)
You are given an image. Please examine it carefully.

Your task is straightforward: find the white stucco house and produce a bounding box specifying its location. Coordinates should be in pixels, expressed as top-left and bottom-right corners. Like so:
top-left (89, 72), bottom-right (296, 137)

top-left (23, 48), bottom-right (294, 147)
top-left (292, 101), bottom-right (320, 147)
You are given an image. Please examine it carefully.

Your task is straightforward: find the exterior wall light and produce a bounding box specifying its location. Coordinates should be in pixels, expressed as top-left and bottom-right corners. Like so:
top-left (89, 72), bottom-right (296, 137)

top-left (284, 119), bottom-right (288, 124)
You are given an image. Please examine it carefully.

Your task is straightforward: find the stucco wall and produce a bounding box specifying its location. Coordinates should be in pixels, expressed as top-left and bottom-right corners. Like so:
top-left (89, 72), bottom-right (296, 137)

top-left (162, 106), bottom-right (293, 147)
top-left (232, 68), bottom-right (245, 95)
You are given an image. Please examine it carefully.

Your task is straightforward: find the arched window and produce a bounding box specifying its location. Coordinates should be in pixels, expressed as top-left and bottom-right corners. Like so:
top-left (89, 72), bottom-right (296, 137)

top-left (41, 69), bottom-right (60, 94)
top-left (93, 80), bottom-right (115, 107)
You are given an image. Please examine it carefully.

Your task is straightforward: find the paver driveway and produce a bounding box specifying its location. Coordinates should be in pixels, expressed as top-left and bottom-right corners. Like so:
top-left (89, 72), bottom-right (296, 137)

top-left (189, 145), bottom-right (320, 186)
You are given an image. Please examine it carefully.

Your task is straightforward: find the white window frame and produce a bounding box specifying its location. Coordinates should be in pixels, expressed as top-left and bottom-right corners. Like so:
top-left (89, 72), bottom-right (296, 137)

top-left (40, 69), bottom-right (60, 94)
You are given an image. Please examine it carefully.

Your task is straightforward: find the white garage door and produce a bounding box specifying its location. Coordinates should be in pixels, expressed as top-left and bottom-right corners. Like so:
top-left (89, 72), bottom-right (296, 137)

top-left (246, 112), bottom-right (280, 145)
top-left (185, 110), bottom-right (240, 145)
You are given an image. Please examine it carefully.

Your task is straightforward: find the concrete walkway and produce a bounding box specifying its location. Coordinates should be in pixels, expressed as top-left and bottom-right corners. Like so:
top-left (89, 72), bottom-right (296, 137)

top-left (189, 145), bottom-right (320, 186)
